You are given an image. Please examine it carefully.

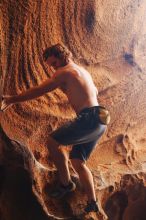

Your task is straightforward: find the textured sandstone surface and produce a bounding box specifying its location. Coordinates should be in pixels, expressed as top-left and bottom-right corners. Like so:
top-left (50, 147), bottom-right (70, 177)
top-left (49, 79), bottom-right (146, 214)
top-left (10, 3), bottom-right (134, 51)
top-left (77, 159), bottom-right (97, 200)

top-left (1, 0), bottom-right (146, 219)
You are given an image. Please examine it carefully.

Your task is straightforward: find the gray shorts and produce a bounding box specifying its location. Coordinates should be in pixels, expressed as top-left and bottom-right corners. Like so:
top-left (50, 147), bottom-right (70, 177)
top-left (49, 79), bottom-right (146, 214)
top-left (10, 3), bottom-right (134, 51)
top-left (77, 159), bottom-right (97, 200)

top-left (50, 106), bottom-right (108, 161)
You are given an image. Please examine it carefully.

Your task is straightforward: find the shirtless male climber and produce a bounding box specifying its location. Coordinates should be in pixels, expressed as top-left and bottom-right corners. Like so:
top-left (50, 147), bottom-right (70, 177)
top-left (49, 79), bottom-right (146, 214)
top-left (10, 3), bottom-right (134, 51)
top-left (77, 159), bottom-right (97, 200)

top-left (1, 43), bottom-right (110, 213)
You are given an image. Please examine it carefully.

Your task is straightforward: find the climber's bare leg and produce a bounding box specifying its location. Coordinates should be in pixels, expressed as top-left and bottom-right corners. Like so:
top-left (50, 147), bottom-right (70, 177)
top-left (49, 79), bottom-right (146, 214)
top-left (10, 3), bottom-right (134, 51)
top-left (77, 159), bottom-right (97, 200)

top-left (47, 136), bottom-right (71, 186)
top-left (71, 159), bottom-right (96, 202)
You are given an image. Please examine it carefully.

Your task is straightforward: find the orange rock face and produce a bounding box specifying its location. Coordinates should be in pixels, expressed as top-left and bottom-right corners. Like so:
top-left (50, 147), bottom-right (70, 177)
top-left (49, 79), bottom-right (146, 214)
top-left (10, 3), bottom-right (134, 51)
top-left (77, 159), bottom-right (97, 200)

top-left (1, 0), bottom-right (146, 219)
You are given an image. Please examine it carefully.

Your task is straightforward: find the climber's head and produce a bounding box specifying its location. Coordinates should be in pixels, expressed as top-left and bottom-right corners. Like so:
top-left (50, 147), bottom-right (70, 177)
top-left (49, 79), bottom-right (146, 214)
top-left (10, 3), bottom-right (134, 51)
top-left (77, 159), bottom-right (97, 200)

top-left (43, 43), bottom-right (73, 69)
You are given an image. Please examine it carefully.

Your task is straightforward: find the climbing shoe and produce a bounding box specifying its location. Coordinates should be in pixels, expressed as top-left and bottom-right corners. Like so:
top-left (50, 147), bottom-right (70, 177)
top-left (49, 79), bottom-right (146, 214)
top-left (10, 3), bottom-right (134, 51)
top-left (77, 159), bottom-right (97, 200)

top-left (50, 181), bottom-right (76, 199)
top-left (84, 200), bottom-right (99, 213)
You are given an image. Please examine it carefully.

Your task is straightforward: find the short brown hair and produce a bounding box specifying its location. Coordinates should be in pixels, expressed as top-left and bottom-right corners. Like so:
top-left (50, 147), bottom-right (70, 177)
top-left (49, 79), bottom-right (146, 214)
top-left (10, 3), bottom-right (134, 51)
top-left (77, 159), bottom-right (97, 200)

top-left (43, 43), bottom-right (72, 65)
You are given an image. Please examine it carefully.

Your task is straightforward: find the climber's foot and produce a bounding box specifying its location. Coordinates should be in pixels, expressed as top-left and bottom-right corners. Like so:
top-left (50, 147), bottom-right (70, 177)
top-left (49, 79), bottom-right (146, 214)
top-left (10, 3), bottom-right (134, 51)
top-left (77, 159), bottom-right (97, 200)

top-left (49, 181), bottom-right (76, 199)
top-left (84, 200), bottom-right (99, 213)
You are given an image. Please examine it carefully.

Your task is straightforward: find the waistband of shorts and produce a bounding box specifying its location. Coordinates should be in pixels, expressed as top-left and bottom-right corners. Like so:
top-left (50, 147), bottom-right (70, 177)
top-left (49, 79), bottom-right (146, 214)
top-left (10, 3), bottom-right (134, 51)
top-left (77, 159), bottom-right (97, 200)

top-left (79, 105), bottom-right (105, 115)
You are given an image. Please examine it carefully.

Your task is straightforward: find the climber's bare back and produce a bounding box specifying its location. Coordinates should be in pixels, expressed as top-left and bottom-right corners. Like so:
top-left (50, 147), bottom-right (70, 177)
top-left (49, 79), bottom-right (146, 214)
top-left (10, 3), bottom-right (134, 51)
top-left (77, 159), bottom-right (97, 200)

top-left (52, 62), bottom-right (99, 114)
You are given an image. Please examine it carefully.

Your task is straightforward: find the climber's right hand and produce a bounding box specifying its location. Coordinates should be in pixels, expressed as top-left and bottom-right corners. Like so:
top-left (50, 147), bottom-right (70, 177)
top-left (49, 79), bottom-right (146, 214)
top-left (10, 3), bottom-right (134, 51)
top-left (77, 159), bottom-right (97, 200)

top-left (1, 95), bottom-right (14, 112)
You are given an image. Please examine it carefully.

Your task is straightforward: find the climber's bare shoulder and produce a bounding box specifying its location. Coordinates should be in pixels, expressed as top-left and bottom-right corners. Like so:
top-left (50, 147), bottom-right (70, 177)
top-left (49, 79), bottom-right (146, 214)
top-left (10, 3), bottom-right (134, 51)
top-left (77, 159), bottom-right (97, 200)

top-left (52, 63), bottom-right (91, 85)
